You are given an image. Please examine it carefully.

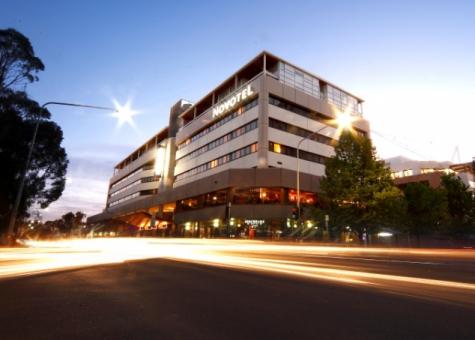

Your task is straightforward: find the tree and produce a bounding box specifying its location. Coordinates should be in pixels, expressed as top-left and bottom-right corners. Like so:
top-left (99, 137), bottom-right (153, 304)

top-left (369, 186), bottom-right (408, 230)
top-left (0, 29), bottom-right (68, 238)
top-left (440, 174), bottom-right (475, 236)
top-left (52, 211), bottom-right (86, 236)
top-left (403, 182), bottom-right (448, 238)
top-left (0, 28), bottom-right (44, 90)
top-left (60, 212), bottom-right (75, 234)
top-left (73, 211), bottom-right (86, 227)
top-left (319, 130), bottom-right (406, 238)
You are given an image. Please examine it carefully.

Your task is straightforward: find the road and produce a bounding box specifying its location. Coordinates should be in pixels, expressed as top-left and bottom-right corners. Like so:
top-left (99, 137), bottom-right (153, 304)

top-left (0, 238), bottom-right (474, 339)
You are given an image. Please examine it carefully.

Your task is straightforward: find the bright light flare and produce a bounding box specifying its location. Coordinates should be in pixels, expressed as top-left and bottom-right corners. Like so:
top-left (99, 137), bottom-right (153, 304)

top-left (330, 106), bottom-right (358, 137)
top-left (111, 99), bottom-right (139, 128)
top-left (335, 111), bottom-right (355, 130)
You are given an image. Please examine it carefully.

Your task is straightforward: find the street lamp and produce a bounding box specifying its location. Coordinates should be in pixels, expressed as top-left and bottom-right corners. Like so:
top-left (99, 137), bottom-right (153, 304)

top-left (295, 112), bottom-right (355, 231)
top-left (7, 101), bottom-right (117, 243)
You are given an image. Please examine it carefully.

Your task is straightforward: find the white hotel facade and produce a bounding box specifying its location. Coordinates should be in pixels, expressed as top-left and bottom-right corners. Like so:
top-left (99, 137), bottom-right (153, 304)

top-left (89, 51), bottom-right (370, 237)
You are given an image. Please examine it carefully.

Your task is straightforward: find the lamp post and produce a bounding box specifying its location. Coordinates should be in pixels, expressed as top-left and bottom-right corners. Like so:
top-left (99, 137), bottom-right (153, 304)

top-left (295, 113), bottom-right (354, 233)
top-left (296, 125), bottom-right (329, 230)
top-left (7, 102), bottom-right (116, 243)
top-left (227, 201), bottom-right (232, 238)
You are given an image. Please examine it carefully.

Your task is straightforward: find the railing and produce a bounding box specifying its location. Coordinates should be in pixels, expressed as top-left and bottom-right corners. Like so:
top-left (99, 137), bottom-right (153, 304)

top-left (178, 71), bottom-right (265, 132)
top-left (111, 148), bottom-right (156, 183)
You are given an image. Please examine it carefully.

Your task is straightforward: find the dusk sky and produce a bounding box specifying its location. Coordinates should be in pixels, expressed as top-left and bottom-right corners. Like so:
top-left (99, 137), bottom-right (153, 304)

top-left (2, 0), bottom-right (474, 220)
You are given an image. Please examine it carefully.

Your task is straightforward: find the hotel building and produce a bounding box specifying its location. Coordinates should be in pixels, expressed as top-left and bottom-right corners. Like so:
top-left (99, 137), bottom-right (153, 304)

top-left (89, 51), bottom-right (370, 237)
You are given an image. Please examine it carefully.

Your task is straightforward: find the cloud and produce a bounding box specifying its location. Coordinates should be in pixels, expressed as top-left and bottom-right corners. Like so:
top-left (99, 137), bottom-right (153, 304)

top-left (66, 143), bottom-right (134, 162)
top-left (37, 144), bottom-right (133, 221)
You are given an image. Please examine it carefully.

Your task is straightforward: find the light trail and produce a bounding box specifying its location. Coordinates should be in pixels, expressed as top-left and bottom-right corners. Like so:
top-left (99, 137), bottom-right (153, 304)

top-left (1, 238), bottom-right (474, 305)
top-left (300, 254), bottom-right (442, 265)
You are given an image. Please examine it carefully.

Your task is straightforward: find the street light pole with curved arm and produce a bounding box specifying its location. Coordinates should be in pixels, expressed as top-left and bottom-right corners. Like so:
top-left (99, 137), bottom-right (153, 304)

top-left (7, 102), bottom-right (117, 243)
top-left (296, 112), bottom-right (355, 231)
top-left (296, 125), bottom-right (330, 228)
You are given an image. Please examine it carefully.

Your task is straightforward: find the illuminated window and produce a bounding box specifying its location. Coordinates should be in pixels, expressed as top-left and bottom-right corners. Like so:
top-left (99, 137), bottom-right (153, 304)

top-left (233, 187), bottom-right (281, 204)
top-left (175, 143), bottom-right (258, 181)
top-left (177, 98), bottom-right (258, 150)
top-left (269, 142), bottom-right (327, 165)
top-left (288, 189), bottom-right (316, 205)
top-left (204, 190), bottom-right (227, 206)
top-left (163, 203), bottom-right (175, 212)
top-left (177, 120), bottom-right (258, 162)
top-left (178, 197), bottom-right (200, 211)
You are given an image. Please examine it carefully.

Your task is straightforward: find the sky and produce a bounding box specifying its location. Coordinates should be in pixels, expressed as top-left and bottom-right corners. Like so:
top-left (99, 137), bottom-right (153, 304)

top-left (1, 0), bottom-right (474, 220)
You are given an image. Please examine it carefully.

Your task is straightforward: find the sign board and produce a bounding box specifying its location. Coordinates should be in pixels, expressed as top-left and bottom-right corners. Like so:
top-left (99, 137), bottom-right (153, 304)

top-left (212, 84), bottom-right (254, 119)
top-left (245, 219), bottom-right (265, 226)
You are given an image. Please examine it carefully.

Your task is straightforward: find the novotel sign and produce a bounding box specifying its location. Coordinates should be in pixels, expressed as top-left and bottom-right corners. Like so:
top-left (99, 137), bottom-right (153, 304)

top-left (212, 84), bottom-right (254, 118)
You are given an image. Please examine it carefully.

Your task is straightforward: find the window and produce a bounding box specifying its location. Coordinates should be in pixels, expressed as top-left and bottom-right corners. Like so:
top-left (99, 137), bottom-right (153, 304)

top-left (109, 192), bottom-right (140, 207)
top-left (269, 141), bottom-right (327, 165)
top-left (326, 84), bottom-right (360, 115)
top-left (259, 188), bottom-right (281, 204)
top-left (278, 61), bottom-right (361, 115)
top-left (175, 143), bottom-right (258, 181)
top-left (288, 189), bottom-right (316, 205)
top-left (110, 164), bottom-right (154, 189)
top-left (177, 120), bottom-right (258, 162)
top-left (178, 98), bottom-right (258, 150)
top-left (204, 190), bottom-right (227, 206)
top-left (178, 197), bottom-right (200, 211)
top-left (278, 62), bottom-right (321, 98)
top-left (233, 187), bottom-right (281, 204)
top-left (269, 95), bottom-right (331, 124)
top-left (269, 118), bottom-right (334, 146)
top-left (108, 189), bottom-right (157, 208)
top-left (109, 175), bottom-right (160, 198)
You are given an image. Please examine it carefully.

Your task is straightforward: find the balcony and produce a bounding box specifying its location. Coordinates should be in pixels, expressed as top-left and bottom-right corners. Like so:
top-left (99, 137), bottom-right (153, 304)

top-left (111, 147), bottom-right (157, 184)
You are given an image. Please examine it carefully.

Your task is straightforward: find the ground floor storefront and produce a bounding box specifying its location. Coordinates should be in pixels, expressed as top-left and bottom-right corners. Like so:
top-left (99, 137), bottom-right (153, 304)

top-left (174, 216), bottom-right (322, 240)
top-left (89, 168), bottom-right (325, 239)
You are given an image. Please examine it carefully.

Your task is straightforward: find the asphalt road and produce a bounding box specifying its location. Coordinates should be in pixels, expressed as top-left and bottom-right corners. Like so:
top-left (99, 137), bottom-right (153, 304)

top-left (0, 239), bottom-right (474, 339)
